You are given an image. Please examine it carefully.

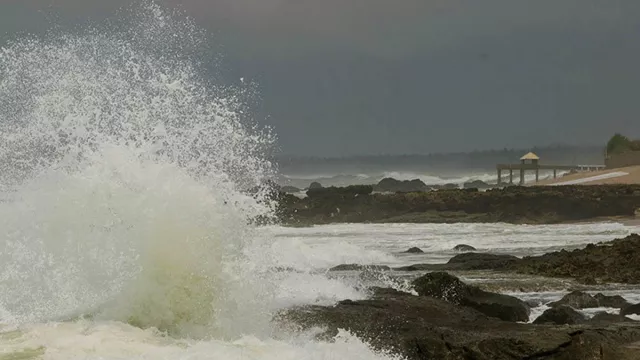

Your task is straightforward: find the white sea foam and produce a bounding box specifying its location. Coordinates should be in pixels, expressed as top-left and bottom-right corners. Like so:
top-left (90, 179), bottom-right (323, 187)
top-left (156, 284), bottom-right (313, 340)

top-left (0, 2), bottom-right (399, 359)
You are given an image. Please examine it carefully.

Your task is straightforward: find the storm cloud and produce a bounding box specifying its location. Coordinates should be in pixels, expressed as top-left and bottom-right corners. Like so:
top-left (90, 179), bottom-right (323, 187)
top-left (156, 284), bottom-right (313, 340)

top-left (2, 0), bottom-right (640, 156)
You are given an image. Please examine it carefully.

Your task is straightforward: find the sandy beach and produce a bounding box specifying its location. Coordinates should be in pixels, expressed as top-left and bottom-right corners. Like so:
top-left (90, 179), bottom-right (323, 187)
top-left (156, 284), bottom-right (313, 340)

top-left (536, 165), bottom-right (640, 186)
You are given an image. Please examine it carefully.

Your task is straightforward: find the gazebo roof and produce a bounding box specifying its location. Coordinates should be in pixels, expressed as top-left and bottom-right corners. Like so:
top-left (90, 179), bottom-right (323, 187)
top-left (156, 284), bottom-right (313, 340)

top-left (520, 152), bottom-right (540, 161)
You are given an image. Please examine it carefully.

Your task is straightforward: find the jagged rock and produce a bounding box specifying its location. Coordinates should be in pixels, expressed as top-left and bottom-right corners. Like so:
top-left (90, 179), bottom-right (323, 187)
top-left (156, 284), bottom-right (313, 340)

top-left (533, 306), bottom-right (586, 325)
top-left (453, 244), bottom-right (476, 252)
top-left (549, 291), bottom-right (599, 309)
top-left (463, 180), bottom-right (492, 189)
top-left (308, 181), bottom-right (323, 189)
top-left (412, 272), bottom-right (530, 322)
top-left (375, 178), bottom-right (428, 193)
top-left (515, 234), bottom-right (640, 284)
top-left (594, 293), bottom-right (632, 308)
top-left (329, 264), bottom-right (391, 272)
top-left (405, 247), bottom-right (424, 254)
top-left (394, 253), bottom-right (519, 272)
top-left (589, 312), bottom-right (636, 324)
top-left (278, 286), bottom-right (640, 360)
top-left (278, 184), bottom-right (640, 225)
top-left (622, 303), bottom-right (640, 316)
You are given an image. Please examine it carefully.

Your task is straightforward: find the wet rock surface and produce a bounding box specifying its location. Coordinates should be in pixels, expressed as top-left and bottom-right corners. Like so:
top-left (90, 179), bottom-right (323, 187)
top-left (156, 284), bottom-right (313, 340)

top-left (514, 234), bottom-right (640, 284)
top-left (411, 272), bottom-right (530, 322)
top-left (533, 306), bottom-right (586, 325)
top-left (395, 234), bottom-right (640, 285)
top-left (277, 184), bottom-right (640, 225)
top-left (329, 264), bottom-right (391, 272)
top-left (549, 291), bottom-right (631, 309)
top-left (453, 244), bottom-right (476, 252)
top-left (394, 253), bottom-right (520, 272)
top-left (278, 286), bottom-right (640, 360)
top-left (404, 247), bottom-right (424, 254)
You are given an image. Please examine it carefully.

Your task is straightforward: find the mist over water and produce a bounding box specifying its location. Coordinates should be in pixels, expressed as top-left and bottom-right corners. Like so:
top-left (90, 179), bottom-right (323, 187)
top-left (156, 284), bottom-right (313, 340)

top-left (0, 3), bottom-right (400, 359)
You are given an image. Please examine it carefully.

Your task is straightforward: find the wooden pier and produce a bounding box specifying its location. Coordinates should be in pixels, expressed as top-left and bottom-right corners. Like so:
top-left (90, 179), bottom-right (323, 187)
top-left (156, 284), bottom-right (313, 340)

top-left (497, 152), bottom-right (605, 185)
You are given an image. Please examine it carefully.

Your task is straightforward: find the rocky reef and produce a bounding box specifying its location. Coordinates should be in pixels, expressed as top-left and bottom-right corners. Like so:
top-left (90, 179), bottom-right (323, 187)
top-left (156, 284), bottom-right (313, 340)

top-left (393, 234), bottom-right (640, 285)
top-left (277, 273), bottom-right (640, 360)
top-left (276, 184), bottom-right (640, 225)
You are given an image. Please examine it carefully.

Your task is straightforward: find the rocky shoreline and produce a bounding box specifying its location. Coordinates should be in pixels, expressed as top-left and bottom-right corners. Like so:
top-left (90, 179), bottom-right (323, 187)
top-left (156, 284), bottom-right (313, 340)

top-left (274, 184), bottom-right (640, 225)
top-left (274, 234), bottom-right (640, 359)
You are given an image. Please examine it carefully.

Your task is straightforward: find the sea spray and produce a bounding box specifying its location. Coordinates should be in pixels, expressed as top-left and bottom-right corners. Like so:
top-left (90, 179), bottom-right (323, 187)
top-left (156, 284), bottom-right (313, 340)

top-left (0, 1), bottom-right (277, 338)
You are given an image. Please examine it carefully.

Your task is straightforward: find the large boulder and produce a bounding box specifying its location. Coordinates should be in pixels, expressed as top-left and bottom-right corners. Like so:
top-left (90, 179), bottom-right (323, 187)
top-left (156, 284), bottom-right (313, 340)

top-left (279, 286), bottom-right (640, 360)
top-left (308, 181), bottom-right (323, 189)
top-left (594, 293), bottom-right (632, 308)
top-left (445, 253), bottom-right (520, 270)
top-left (549, 291), bottom-right (599, 309)
top-left (412, 272), bottom-right (530, 322)
top-left (374, 178), bottom-right (428, 193)
top-left (589, 312), bottom-right (637, 324)
top-left (533, 306), bottom-right (586, 325)
top-left (394, 253), bottom-right (520, 272)
top-left (453, 244), bottom-right (476, 252)
top-left (463, 180), bottom-right (492, 189)
top-left (404, 247), bottom-right (424, 254)
top-left (622, 303), bottom-right (640, 316)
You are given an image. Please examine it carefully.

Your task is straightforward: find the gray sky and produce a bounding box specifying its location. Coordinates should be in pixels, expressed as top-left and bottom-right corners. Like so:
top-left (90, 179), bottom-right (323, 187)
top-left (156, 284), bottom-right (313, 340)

top-left (2, 0), bottom-right (640, 156)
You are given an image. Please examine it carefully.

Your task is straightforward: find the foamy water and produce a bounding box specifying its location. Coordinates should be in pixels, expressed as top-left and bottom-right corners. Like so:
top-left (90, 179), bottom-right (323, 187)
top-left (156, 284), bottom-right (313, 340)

top-left (0, 3), bottom-right (399, 359)
top-left (280, 170), bottom-right (565, 189)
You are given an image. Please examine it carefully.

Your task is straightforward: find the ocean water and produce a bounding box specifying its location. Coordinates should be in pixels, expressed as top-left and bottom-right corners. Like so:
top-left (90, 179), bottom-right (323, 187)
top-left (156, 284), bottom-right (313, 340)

top-left (267, 222), bottom-right (640, 322)
top-left (278, 170), bottom-right (563, 189)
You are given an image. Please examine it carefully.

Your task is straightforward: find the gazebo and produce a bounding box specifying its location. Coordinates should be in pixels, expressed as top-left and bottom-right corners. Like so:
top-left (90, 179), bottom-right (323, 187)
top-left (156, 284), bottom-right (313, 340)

top-left (520, 152), bottom-right (540, 166)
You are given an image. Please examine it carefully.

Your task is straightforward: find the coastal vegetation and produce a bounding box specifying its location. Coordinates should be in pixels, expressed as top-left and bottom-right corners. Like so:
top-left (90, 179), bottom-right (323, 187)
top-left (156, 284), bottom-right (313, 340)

top-left (606, 133), bottom-right (640, 154)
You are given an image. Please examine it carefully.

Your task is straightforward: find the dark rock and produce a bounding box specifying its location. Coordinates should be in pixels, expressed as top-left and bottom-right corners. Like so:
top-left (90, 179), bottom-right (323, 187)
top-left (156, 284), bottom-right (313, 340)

top-left (308, 181), bottom-right (322, 189)
top-left (412, 272), bottom-right (530, 322)
top-left (306, 185), bottom-right (373, 199)
top-left (463, 180), bottom-right (492, 189)
top-left (589, 312), bottom-right (636, 324)
top-left (622, 303), bottom-right (640, 316)
top-left (278, 286), bottom-right (640, 360)
top-left (329, 264), bottom-right (391, 272)
top-left (549, 291), bottom-right (599, 309)
top-left (594, 293), bottom-right (632, 309)
top-left (446, 253), bottom-right (520, 270)
top-left (278, 184), bottom-right (640, 226)
top-left (453, 244), bottom-right (476, 252)
top-left (374, 178), bottom-right (428, 193)
top-left (514, 234), bottom-right (640, 284)
top-left (404, 247), bottom-right (424, 254)
top-left (533, 306), bottom-right (586, 325)
top-left (430, 183), bottom-right (459, 190)
top-left (394, 253), bottom-right (520, 272)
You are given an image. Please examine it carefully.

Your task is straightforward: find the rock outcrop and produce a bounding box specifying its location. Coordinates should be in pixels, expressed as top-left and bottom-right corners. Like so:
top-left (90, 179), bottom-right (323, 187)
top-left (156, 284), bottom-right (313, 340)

top-left (404, 247), bottom-right (424, 254)
top-left (453, 244), bottom-right (476, 252)
top-left (533, 306), bottom-right (586, 325)
top-left (374, 178), bottom-right (428, 193)
top-left (411, 272), bottom-right (530, 322)
top-left (278, 286), bottom-right (640, 360)
top-left (278, 184), bottom-right (640, 225)
top-left (515, 234), bottom-right (640, 284)
top-left (549, 291), bottom-right (631, 309)
top-left (395, 253), bottom-right (519, 272)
